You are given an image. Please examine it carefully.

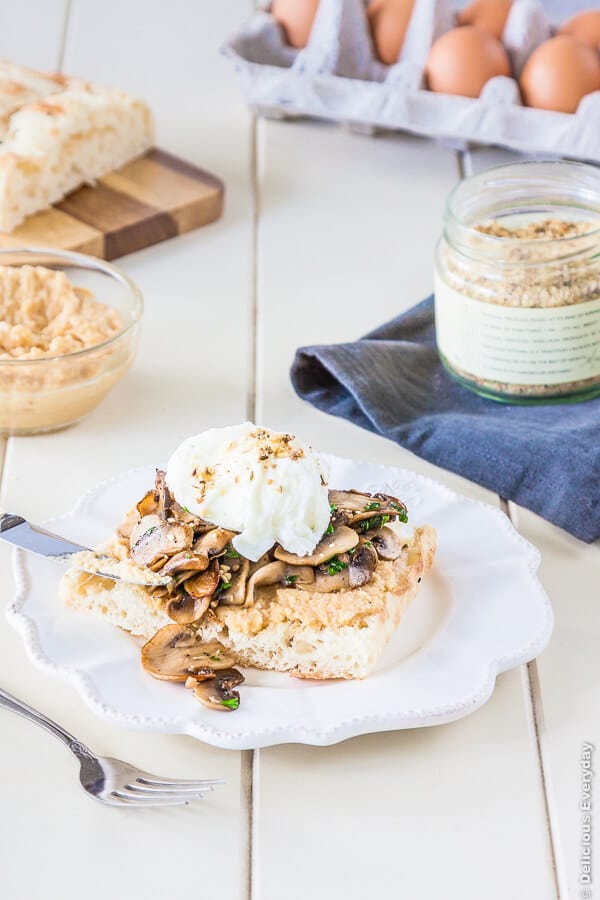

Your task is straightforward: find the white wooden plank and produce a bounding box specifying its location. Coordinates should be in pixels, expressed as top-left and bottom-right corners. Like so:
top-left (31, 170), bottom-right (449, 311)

top-left (254, 119), bottom-right (556, 898)
top-left (0, 0), bottom-right (69, 71)
top-left (258, 670), bottom-right (548, 900)
top-left (255, 121), bottom-right (499, 501)
top-left (468, 144), bottom-right (600, 898)
top-left (63, 0), bottom-right (252, 167)
top-left (511, 507), bottom-right (600, 899)
top-left (0, 2), bottom-right (255, 899)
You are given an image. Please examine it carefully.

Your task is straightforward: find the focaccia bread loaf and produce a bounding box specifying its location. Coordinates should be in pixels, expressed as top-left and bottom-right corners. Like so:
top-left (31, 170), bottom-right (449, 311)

top-left (0, 59), bottom-right (154, 232)
top-left (0, 61), bottom-right (70, 138)
top-left (60, 523), bottom-right (436, 681)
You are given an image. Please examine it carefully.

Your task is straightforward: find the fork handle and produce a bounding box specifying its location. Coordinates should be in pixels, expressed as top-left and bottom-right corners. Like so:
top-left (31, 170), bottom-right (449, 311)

top-left (0, 687), bottom-right (95, 760)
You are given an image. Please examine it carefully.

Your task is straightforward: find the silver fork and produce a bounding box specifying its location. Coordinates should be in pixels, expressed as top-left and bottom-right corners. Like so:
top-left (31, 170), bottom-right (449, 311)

top-left (0, 687), bottom-right (224, 807)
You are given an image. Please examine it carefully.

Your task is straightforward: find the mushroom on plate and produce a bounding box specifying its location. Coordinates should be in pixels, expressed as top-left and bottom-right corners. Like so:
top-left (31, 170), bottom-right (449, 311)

top-left (363, 526), bottom-right (405, 561)
top-left (129, 514), bottom-right (193, 568)
top-left (281, 564), bottom-right (315, 587)
top-left (170, 499), bottom-right (211, 530)
top-left (218, 557), bottom-right (251, 606)
top-left (274, 525), bottom-right (358, 566)
top-left (194, 528), bottom-right (237, 558)
top-left (159, 550), bottom-right (209, 577)
top-left (129, 471), bottom-right (412, 712)
top-left (141, 625), bottom-right (235, 681)
top-left (136, 489), bottom-right (159, 518)
top-left (328, 489), bottom-right (407, 528)
top-left (154, 469), bottom-right (173, 520)
top-left (313, 542), bottom-right (378, 593)
top-left (166, 560), bottom-right (220, 624)
top-left (244, 561), bottom-right (288, 606)
top-left (142, 626), bottom-right (244, 711)
top-left (185, 669), bottom-right (244, 711)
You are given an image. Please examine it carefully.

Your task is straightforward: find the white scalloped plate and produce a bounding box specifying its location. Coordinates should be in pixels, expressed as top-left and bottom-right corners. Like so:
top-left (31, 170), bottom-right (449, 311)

top-left (7, 455), bottom-right (553, 749)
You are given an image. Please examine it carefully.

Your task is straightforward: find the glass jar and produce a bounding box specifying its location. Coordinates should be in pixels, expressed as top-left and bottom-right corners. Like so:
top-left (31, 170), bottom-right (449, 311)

top-left (434, 160), bottom-right (600, 404)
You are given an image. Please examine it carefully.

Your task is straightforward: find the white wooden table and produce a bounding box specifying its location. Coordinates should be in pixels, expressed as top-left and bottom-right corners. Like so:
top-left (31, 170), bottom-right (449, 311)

top-left (0, 4), bottom-right (597, 898)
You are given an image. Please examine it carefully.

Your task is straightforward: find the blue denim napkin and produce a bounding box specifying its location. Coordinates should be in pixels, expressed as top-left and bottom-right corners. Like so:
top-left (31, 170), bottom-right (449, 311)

top-left (290, 296), bottom-right (600, 542)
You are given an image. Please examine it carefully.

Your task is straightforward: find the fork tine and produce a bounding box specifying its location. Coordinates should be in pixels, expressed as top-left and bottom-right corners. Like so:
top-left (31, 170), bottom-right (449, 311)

top-left (109, 790), bottom-right (195, 807)
top-left (137, 775), bottom-right (226, 789)
top-left (132, 779), bottom-right (215, 795)
top-left (118, 784), bottom-right (208, 801)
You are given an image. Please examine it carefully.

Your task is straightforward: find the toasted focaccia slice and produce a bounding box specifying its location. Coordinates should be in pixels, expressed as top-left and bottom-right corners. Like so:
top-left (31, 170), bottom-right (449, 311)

top-left (0, 78), bottom-right (153, 232)
top-left (60, 523), bottom-right (436, 681)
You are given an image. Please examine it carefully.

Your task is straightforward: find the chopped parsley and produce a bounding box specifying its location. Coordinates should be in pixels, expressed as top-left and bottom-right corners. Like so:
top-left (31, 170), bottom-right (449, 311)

top-left (185, 552), bottom-right (192, 559)
top-left (325, 555), bottom-right (348, 576)
top-left (363, 540), bottom-right (373, 548)
top-left (391, 501), bottom-right (408, 523)
top-left (209, 653), bottom-right (222, 662)
top-left (329, 502), bottom-right (337, 513)
top-left (183, 506), bottom-right (191, 513)
top-left (325, 523), bottom-right (335, 535)
top-left (364, 501), bottom-right (381, 511)
top-left (144, 525), bottom-right (157, 537)
top-left (221, 697), bottom-right (240, 710)
top-left (219, 579), bottom-right (233, 592)
top-left (225, 547), bottom-right (241, 559)
top-left (284, 574), bottom-right (298, 586)
top-left (359, 514), bottom-right (391, 533)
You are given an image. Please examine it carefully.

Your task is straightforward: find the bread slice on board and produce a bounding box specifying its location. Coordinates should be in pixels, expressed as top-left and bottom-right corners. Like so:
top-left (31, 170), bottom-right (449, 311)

top-left (0, 59), bottom-right (154, 231)
top-left (0, 60), bottom-right (68, 138)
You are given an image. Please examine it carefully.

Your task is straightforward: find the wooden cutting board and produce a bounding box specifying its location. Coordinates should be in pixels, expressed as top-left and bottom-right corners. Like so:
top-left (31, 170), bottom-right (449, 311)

top-left (0, 148), bottom-right (224, 260)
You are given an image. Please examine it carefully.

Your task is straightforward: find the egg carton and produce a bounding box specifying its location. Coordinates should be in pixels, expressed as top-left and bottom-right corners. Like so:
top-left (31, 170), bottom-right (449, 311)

top-left (222, 0), bottom-right (600, 164)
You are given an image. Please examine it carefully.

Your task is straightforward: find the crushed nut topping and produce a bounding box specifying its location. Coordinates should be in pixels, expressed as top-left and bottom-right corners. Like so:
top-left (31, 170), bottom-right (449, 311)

top-left (475, 219), bottom-right (596, 241)
top-left (249, 428), bottom-right (306, 462)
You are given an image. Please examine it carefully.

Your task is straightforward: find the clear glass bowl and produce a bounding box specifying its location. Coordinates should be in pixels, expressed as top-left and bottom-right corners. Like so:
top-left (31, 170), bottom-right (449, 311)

top-left (0, 248), bottom-right (142, 434)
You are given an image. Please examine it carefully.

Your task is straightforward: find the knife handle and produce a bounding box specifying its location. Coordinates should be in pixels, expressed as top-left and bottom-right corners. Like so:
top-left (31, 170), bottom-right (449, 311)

top-left (0, 513), bottom-right (26, 533)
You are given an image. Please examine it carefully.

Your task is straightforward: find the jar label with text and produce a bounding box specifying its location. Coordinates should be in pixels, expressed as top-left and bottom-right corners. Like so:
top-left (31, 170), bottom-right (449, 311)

top-left (434, 275), bottom-right (600, 386)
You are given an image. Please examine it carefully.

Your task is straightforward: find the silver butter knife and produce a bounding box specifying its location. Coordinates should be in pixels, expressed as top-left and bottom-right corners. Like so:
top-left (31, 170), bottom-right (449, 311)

top-left (0, 513), bottom-right (170, 587)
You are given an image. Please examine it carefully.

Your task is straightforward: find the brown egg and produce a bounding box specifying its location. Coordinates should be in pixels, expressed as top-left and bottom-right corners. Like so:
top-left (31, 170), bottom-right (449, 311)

top-left (425, 26), bottom-right (511, 98)
top-left (520, 35), bottom-right (600, 114)
top-left (271, 0), bottom-right (320, 49)
top-left (368, 0), bottom-right (415, 65)
top-left (456, 0), bottom-right (512, 39)
top-left (559, 10), bottom-right (600, 49)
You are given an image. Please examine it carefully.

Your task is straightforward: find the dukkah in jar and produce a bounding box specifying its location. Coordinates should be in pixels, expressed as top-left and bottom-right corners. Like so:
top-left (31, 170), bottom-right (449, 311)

top-left (434, 161), bottom-right (600, 404)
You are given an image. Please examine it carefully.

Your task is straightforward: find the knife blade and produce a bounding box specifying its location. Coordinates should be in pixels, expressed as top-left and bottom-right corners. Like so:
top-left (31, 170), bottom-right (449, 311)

top-left (0, 513), bottom-right (170, 587)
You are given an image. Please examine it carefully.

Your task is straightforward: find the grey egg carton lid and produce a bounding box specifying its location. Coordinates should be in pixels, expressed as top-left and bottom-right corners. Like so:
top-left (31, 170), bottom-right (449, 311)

top-left (222, 0), bottom-right (600, 164)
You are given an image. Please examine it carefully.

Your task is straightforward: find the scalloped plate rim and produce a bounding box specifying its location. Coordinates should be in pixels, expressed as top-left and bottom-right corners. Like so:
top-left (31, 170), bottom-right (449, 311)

top-left (6, 456), bottom-right (554, 749)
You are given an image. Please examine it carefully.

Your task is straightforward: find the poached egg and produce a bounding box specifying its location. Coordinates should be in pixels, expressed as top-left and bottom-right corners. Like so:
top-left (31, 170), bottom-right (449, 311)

top-left (165, 423), bottom-right (330, 561)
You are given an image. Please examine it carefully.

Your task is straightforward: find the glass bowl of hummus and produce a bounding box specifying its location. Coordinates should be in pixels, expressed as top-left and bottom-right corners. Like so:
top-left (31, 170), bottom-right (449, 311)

top-left (0, 247), bottom-right (142, 434)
